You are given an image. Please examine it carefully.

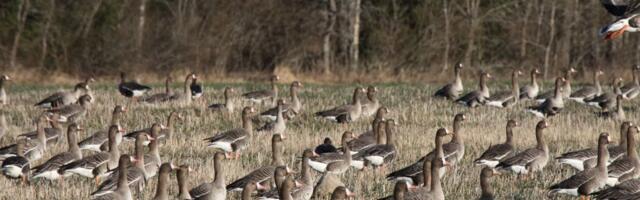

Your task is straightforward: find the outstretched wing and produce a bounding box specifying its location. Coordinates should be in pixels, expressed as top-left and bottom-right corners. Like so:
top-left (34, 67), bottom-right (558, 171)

top-left (601, 0), bottom-right (640, 16)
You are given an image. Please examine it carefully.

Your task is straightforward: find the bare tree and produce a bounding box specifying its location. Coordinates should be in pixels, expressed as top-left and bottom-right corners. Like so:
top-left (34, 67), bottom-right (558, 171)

top-left (39, 0), bottom-right (55, 69)
top-left (350, 0), bottom-right (361, 70)
top-left (9, 0), bottom-right (30, 69)
top-left (463, 0), bottom-right (480, 67)
top-left (544, 1), bottom-right (557, 78)
top-left (441, 0), bottom-right (451, 73)
top-left (137, 0), bottom-right (147, 61)
top-left (323, 0), bottom-right (337, 74)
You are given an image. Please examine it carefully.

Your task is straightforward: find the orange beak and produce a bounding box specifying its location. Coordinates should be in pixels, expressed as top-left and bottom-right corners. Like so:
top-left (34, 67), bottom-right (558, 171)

top-left (605, 25), bottom-right (629, 40)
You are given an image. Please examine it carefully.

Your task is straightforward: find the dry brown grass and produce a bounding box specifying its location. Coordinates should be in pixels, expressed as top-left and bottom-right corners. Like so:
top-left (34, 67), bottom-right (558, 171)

top-left (0, 80), bottom-right (636, 199)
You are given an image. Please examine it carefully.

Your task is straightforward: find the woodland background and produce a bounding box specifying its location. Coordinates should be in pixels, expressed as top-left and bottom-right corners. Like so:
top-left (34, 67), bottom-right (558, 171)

top-left (0, 0), bottom-right (636, 82)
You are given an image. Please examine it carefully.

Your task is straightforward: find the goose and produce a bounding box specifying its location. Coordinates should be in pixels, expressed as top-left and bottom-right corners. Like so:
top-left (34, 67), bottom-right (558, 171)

top-left (474, 120), bottom-right (517, 168)
top-left (549, 132), bottom-right (611, 199)
top-left (141, 124), bottom-right (163, 178)
top-left (190, 73), bottom-right (203, 100)
top-left (260, 81), bottom-right (303, 121)
top-left (556, 122), bottom-right (632, 171)
top-left (255, 166), bottom-right (288, 199)
top-left (315, 87), bottom-right (365, 123)
top-left (124, 111), bottom-right (182, 142)
top-left (599, 0), bottom-right (640, 40)
top-left (1, 137), bottom-right (30, 184)
top-left (152, 163), bottom-right (174, 200)
top-left (92, 132), bottom-right (153, 197)
top-left (242, 181), bottom-right (258, 200)
top-left (92, 155), bottom-right (135, 200)
top-left (141, 76), bottom-right (174, 103)
top-left (312, 173), bottom-right (345, 199)
top-left (386, 128), bottom-right (450, 184)
top-left (256, 99), bottom-right (287, 138)
top-left (586, 77), bottom-right (623, 110)
top-left (534, 68), bottom-right (576, 102)
top-left (621, 65), bottom-right (640, 99)
top-left (78, 105), bottom-right (127, 151)
top-left (0, 75), bottom-right (9, 105)
top-left (496, 120), bottom-right (550, 177)
top-left (526, 77), bottom-right (565, 118)
top-left (354, 119), bottom-right (397, 170)
top-left (226, 134), bottom-right (289, 192)
top-left (309, 132), bottom-right (355, 173)
top-left (595, 95), bottom-right (626, 120)
top-left (401, 158), bottom-right (447, 200)
top-left (361, 86), bottom-right (381, 117)
top-left (0, 114), bottom-right (5, 142)
top-left (593, 178), bottom-right (640, 199)
top-left (118, 72), bottom-right (151, 100)
top-left (25, 116), bottom-right (50, 161)
top-left (382, 156), bottom-right (433, 200)
top-left (570, 69), bottom-right (604, 103)
top-left (205, 106), bottom-right (255, 159)
top-left (479, 167), bottom-right (499, 200)
top-left (455, 71), bottom-right (491, 107)
top-left (243, 75), bottom-right (280, 105)
top-left (350, 122), bottom-right (386, 169)
top-left (177, 164), bottom-right (193, 200)
top-left (31, 123), bottom-right (83, 181)
top-left (486, 69), bottom-right (521, 108)
top-left (209, 87), bottom-right (236, 113)
top-left (314, 137), bottom-right (337, 155)
top-left (309, 131), bottom-right (360, 172)
top-left (168, 73), bottom-right (196, 103)
top-left (519, 68), bottom-right (541, 100)
top-left (440, 113), bottom-right (466, 166)
top-left (347, 107), bottom-right (388, 152)
top-left (46, 94), bottom-right (92, 123)
top-left (331, 186), bottom-right (355, 200)
top-left (292, 149), bottom-right (315, 200)
top-left (433, 63), bottom-right (463, 100)
top-left (35, 82), bottom-right (90, 108)
top-left (277, 175), bottom-right (296, 200)
top-left (58, 125), bottom-right (122, 184)
top-left (188, 152), bottom-right (227, 200)
top-left (19, 113), bottom-right (64, 144)
top-left (607, 125), bottom-right (640, 186)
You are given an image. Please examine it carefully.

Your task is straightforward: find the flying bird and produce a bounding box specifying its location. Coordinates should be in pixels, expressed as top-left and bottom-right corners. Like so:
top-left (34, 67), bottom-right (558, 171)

top-left (600, 0), bottom-right (640, 40)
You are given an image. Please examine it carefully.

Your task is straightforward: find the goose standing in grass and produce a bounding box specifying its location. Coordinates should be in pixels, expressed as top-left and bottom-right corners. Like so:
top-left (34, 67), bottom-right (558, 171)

top-left (292, 149), bottom-right (315, 200)
top-left (315, 87), bottom-right (365, 123)
top-left (570, 69), bottom-right (604, 104)
top-left (152, 163), bottom-right (174, 200)
top-left (519, 68), bottom-right (541, 100)
top-left (309, 131), bottom-right (359, 172)
top-left (593, 178), bottom-right (640, 199)
top-left (621, 65), bottom-right (640, 99)
top-left (403, 158), bottom-right (447, 200)
top-left (599, 0), bottom-right (640, 40)
top-left (455, 71), bottom-right (491, 107)
top-left (440, 113), bottom-right (466, 166)
top-left (478, 167), bottom-right (499, 200)
top-left (242, 75), bottom-right (280, 105)
top-left (526, 77), bottom-right (565, 118)
top-left (168, 73), bottom-right (196, 103)
top-left (92, 155), bottom-right (134, 200)
top-left (535, 68), bottom-right (576, 102)
top-left (586, 77), bottom-right (623, 111)
top-left (556, 122), bottom-right (631, 171)
top-left (20, 113), bottom-right (64, 144)
top-left (277, 174), bottom-right (296, 200)
top-left (141, 76), bottom-right (174, 103)
top-left (118, 72), bottom-right (151, 100)
top-left (386, 128), bottom-right (450, 184)
top-left (596, 95), bottom-right (626, 120)
top-left (26, 116), bottom-right (50, 161)
top-left (260, 81), bottom-right (303, 121)
top-left (496, 120), bottom-right (549, 177)
top-left (92, 132), bottom-right (153, 198)
top-left (205, 106), bottom-right (255, 159)
top-left (177, 164), bottom-right (193, 200)
top-left (35, 82), bottom-right (90, 108)
top-left (474, 120), bottom-right (517, 168)
top-left (78, 105), bottom-right (127, 152)
top-left (486, 69), bottom-right (521, 108)
top-left (58, 125), bottom-right (122, 184)
top-left (607, 125), bottom-right (640, 186)
top-left (361, 86), bottom-right (381, 117)
top-left (548, 132), bottom-right (611, 199)
top-left (331, 186), bottom-right (355, 200)
top-left (31, 123), bottom-right (83, 182)
top-left (255, 166), bottom-right (288, 199)
top-left (256, 99), bottom-right (287, 138)
top-left (0, 75), bottom-right (10, 105)
top-left (354, 119), bottom-right (398, 170)
top-left (1, 137), bottom-right (30, 184)
top-left (124, 111), bottom-right (182, 142)
top-left (46, 94), bottom-right (92, 123)
top-left (208, 87), bottom-right (236, 113)
top-left (189, 152), bottom-right (226, 200)
top-left (190, 73), bottom-right (203, 100)
top-left (433, 63), bottom-right (464, 100)
top-left (142, 124), bottom-right (163, 178)
top-left (241, 181), bottom-right (258, 200)
top-left (226, 134), bottom-right (288, 192)
top-left (383, 157), bottom-right (433, 200)
top-left (347, 107), bottom-right (388, 152)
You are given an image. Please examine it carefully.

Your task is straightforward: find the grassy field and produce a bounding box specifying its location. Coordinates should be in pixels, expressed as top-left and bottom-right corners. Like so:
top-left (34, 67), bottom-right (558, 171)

top-left (0, 81), bottom-right (635, 199)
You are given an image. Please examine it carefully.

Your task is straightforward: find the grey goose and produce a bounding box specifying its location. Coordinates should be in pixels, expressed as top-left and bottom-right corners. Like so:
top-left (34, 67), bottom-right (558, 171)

top-left (621, 65), bottom-right (640, 99)
top-left (455, 71), bottom-right (491, 107)
top-left (35, 82), bottom-right (90, 108)
top-left (556, 122), bottom-right (631, 171)
top-left (586, 77), bottom-right (623, 110)
top-left (226, 134), bottom-right (289, 192)
top-left (486, 69), bottom-right (522, 108)
top-left (189, 152), bottom-right (226, 200)
top-left (31, 123), bottom-right (83, 181)
top-left (0, 75), bottom-right (9, 105)
top-left (205, 106), bottom-right (255, 159)
top-left (242, 75), bottom-right (280, 105)
top-left (152, 163), bottom-right (175, 200)
top-left (535, 68), bottom-right (576, 102)
top-left (570, 69), bottom-right (604, 104)
top-left (607, 125), bottom-right (640, 186)
top-left (315, 87), bottom-right (365, 123)
top-left (208, 87), bottom-right (236, 113)
top-left (92, 155), bottom-right (135, 200)
top-left (385, 128), bottom-right (450, 184)
top-left (496, 120), bottom-right (550, 177)
top-left (140, 76), bottom-right (174, 103)
top-left (361, 86), bottom-right (381, 117)
top-left (474, 120), bottom-right (517, 168)
top-left (1, 137), bottom-right (30, 184)
top-left (78, 105), bottom-right (127, 152)
top-left (260, 81), bottom-right (303, 121)
top-left (526, 77), bottom-right (565, 118)
top-left (45, 94), bottom-right (92, 123)
top-left (433, 63), bottom-right (464, 100)
top-left (519, 68), bottom-right (541, 100)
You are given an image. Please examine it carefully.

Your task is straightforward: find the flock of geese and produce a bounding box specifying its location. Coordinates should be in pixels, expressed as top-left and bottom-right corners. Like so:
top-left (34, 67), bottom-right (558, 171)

top-left (0, 64), bottom-right (638, 200)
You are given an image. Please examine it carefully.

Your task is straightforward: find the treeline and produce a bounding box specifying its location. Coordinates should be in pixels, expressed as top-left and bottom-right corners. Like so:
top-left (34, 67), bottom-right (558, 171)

top-left (0, 0), bottom-right (635, 80)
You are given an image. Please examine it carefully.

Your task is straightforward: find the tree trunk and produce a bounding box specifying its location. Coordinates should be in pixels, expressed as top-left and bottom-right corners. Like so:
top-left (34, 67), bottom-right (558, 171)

top-left (543, 2), bottom-right (557, 79)
top-left (39, 0), bottom-right (55, 69)
top-left (350, 0), bottom-right (361, 71)
top-left (9, 0), bottom-right (30, 69)
top-left (441, 0), bottom-right (451, 74)
top-left (520, 1), bottom-right (533, 59)
top-left (137, 0), bottom-right (147, 62)
top-left (323, 0), bottom-right (336, 74)
top-left (463, 0), bottom-right (480, 67)
top-left (557, 0), bottom-right (575, 70)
